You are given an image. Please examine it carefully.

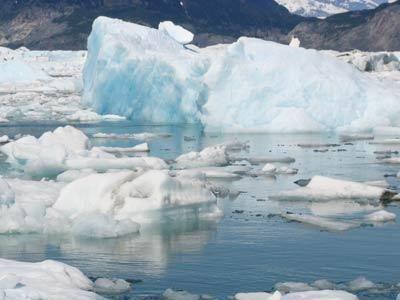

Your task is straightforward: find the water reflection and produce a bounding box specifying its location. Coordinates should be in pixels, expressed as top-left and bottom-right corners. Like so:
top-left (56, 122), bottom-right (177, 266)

top-left (0, 219), bottom-right (218, 279)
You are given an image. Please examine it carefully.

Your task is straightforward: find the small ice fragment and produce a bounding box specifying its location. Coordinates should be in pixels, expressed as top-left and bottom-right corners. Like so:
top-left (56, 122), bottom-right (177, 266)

top-left (0, 135), bottom-right (9, 144)
top-left (93, 277), bottom-right (131, 294)
top-left (365, 210), bottom-right (396, 222)
top-left (95, 143), bottom-right (150, 153)
top-left (235, 291), bottom-right (282, 300)
top-left (282, 213), bottom-right (358, 231)
top-left (347, 277), bottom-right (376, 292)
top-left (277, 166), bottom-right (298, 175)
top-left (283, 290), bottom-right (357, 300)
top-left (262, 163), bottom-right (277, 174)
top-left (163, 288), bottom-right (199, 300)
top-left (311, 279), bottom-right (336, 290)
top-left (175, 145), bottom-right (228, 168)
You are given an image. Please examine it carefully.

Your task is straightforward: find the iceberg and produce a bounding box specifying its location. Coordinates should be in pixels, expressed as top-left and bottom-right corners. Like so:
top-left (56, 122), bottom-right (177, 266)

top-left (83, 17), bottom-right (400, 132)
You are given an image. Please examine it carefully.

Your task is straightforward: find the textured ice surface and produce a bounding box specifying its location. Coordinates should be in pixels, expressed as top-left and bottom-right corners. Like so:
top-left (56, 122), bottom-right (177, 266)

top-left (270, 176), bottom-right (390, 202)
top-left (0, 258), bottom-right (98, 299)
top-left (83, 17), bottom-right (400, 132)
top-left (0, 258), bottom-right (133, 299)
top-left (0, 126), bottom-right (166, 178)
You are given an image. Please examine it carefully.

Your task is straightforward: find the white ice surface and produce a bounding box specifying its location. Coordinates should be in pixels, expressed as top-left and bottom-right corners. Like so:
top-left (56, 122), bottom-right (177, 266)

top-left (158, 21), bottom-right (194, 44)
top-left (270, 176), bottom-right (388, 202)
top-left (0, 258), bottom-right (98, 300)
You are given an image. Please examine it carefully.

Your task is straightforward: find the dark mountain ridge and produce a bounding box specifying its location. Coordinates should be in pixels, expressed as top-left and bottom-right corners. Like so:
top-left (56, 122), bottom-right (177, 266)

top-left (0, 0), bottom-right (398, 51)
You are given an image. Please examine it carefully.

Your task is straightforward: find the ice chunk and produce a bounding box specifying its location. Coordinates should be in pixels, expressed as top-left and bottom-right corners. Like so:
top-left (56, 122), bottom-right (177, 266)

top-left (93, 277), bottom-right (131, 294)
top-left (231, 156), bottom-right (295, 165)
top-left (158, 21), bottom-right (194, 44)
top-left (175, 145), bottom-right (228, 168)
top-left (282, 213), bottom-right (359, 231)
top-left (93, 132), bottom-right (170, 140)
top-left (347, 277), bottom-right (376, 292)
top-left (95, 143), bottom-right (150, 153)
top-left (311, 280), bottom-right (336, 290)
top-left (163, 288), bottom-right (200, 300)
top-left (54, 170), bottom-right (219, 226)
top-left (365, 210), bottom-right (396, 222)
top-left (262, 163), bottom-right (277, 174)
top-left (0, 258), bottom-right (97, 299)
top-left (83, 17), bottom-right (400, 132)
top-left (0, 135), bottom-right (9, 143)
top-left (283, 290), bottom-right (357, 300)
top-left (235, 291), bottom-right (282, 300)
top-left (66, 110), bottom-right (125, 122)
top-left (270, 176), bottom-right (391, 202)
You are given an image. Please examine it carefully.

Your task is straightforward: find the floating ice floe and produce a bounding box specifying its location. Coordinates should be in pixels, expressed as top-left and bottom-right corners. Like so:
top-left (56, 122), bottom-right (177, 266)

top-left (0, 135), bottom-right (10, 144)
top-left (175, 144), bottom-right (229, 169)
top-left (0, 169), bottom-right (220, 236)
top-left (0, 258), bottom-right (131, 299)
top-left (281, 213), bottom-right (359, 232)
top-left (234, 291), bottom-right (282, 300)
top-left (54, 170), bottom-right (220, 227)
top-left (0, 126), bottom-right (166, 178)
top-left (270, 176), bottom-right (396, 202)
top-left (95, 143), bottom-right (150, 153)
top-left (93, 278), bottom-right (131, 294)
top-left (364, 210), bottom-right (396, 222)
top-left (83, 16), bottom-right (400, 132)
top-left (66, 110), bottom-right (125, 122)
top-left (231, 156), bottom-right (295, 165)
top-left (347, 277), bottom-right (376, 292)
top-left (92, 132), bottom-right (171, 141)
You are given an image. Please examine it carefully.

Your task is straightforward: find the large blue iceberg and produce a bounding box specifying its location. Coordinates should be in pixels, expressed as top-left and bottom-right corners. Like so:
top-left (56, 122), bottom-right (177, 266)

top-left (83, 17), bottom-right (400, 132)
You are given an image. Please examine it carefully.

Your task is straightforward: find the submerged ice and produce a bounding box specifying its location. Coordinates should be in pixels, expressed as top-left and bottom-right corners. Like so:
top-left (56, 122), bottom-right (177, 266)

top-left (83, 17), bottom-right (400, 132)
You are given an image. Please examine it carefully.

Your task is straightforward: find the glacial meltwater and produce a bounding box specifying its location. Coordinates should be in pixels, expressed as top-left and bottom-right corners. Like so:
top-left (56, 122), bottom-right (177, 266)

top-left (0, 121), bottom-right (399, 300)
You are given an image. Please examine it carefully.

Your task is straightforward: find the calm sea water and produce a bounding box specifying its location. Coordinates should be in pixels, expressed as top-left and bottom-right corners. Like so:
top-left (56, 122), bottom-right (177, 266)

top-left (0, 121), bottom-right (399, 299)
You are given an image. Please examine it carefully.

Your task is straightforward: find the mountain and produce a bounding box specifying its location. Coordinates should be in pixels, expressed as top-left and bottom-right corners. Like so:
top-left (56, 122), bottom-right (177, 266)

top-left (290, 0), bottom-right (400, 51)
top-left (275, 0), bottom-right (394, 18)
top-left (0, 0), bottom-right (398, 51)
top-left (0, 0), bottom-right (304, 50)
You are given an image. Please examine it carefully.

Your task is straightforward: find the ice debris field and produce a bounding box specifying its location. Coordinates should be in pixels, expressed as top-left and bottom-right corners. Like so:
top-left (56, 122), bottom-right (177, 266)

top-left (1, 15), bottom-right (400, 300)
